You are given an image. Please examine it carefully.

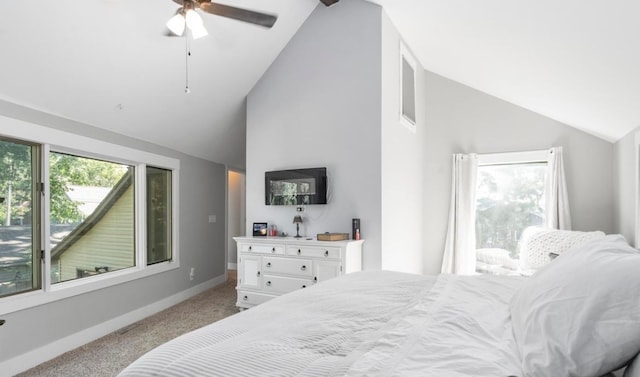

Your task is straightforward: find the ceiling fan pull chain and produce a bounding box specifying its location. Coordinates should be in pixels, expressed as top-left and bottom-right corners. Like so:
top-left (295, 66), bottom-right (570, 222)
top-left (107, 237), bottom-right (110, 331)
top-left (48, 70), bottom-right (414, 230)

top-left (185, 36), bottom-right (191, 94)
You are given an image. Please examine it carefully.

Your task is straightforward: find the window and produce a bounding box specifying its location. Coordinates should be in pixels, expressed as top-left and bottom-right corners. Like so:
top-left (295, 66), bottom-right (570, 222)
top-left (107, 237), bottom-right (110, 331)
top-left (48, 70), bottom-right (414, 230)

top-left (475, 151), bottom-right (548, 275)
top-left (0, 124), bottom-right (178, 309)
top-left (49, 152), bottom-right (135, 283)
top-left (400, 42), bottom-right (417, 132)
top-left (0, 138), bottom-right (41, 297)
top-left (147, 166), bottom-right (172, 265)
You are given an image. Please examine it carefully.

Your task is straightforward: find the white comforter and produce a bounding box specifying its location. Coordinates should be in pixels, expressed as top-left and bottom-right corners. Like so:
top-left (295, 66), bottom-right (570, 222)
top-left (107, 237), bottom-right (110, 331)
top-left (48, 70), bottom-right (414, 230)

top-left (118, 271), bottom-right (525, 377)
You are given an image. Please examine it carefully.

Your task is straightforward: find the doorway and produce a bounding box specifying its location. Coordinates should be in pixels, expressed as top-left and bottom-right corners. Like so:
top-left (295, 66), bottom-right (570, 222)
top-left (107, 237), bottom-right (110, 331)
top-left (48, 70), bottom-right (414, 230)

top-left (227, 170), bottom-right (245, 271)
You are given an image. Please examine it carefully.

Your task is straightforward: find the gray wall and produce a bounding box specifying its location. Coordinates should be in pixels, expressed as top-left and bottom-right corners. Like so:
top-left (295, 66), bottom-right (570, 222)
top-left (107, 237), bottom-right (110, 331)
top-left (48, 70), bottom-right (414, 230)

top-left (246, 1), bottom-right (384, 270)
top-left (0, 99), bottom-right (227, 366)
top-left (422, 71), bottom-right (616, 273)
top-left (614, 127), bottom-right (639, 246)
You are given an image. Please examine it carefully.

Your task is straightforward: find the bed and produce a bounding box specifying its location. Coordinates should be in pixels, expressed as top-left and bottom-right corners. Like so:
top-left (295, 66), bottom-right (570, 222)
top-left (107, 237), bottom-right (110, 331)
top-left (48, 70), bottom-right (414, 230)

top-left (118, 234), bottom-right (640, 377)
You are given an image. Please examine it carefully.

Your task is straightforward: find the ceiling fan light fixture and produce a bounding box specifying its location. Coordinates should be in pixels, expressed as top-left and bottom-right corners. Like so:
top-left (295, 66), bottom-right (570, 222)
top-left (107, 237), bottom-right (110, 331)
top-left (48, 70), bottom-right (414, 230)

top-left (185, 9), bottom-right (204, 27)
top-left (166, 11), bottom-right (186, 36)
top-left (185, 9), bottom-right (208, 39)
top-left (190, 23), bottom-right (208, 39)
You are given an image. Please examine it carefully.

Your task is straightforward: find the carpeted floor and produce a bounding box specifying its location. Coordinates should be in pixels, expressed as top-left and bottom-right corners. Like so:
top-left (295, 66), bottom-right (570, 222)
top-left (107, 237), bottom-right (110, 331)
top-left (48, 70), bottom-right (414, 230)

top-left (16, 275), bottom-right (238, 377)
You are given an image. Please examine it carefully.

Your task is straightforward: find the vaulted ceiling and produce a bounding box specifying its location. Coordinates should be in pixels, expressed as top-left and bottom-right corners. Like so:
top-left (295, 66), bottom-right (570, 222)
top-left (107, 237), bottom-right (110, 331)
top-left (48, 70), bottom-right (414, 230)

top-left (1, 0), bottom-right (638, 168)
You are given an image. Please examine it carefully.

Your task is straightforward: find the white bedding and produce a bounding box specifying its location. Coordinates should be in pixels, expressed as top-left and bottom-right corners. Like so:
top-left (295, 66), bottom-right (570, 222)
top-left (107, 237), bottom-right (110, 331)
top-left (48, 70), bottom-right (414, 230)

top-left (119, 270), bottom-right (525, 377)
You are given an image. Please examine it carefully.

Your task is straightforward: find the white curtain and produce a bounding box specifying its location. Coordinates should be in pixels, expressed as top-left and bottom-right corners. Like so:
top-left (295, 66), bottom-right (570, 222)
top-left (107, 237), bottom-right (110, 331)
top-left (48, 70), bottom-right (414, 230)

top-left (544, 146), bottom-right (571, 230)
top-left (441, 153), bottom-right (478, 275)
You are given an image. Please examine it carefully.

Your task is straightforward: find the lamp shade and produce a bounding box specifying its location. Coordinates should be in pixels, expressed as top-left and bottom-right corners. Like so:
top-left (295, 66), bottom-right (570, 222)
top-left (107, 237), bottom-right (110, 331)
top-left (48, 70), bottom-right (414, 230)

top-left (293, 215), bottom-right (303, 224)
top-left (166, 12), bottom-right (186, 36)
top-left (189, 22), bottom-right (208, 39)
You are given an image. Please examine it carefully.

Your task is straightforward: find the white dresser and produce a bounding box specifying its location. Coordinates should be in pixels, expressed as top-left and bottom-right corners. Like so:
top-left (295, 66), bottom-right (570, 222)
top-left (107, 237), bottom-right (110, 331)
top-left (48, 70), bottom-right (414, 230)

top-left (233, 236), bottom-right (364, 309)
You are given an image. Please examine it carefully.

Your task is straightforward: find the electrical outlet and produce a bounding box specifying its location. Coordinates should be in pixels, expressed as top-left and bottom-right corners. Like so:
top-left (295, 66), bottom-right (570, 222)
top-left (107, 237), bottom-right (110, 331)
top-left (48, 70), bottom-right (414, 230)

top-left (189, 267), bottom-right (195, 281)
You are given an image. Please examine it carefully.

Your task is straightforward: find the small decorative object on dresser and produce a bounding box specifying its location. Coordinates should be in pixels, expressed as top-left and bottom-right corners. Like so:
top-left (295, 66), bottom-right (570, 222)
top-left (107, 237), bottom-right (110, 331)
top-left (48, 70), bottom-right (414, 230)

top-left (317, 232), bottom-right (349, 241)
top-left (292, 215), bottom-right (303, 238)
top-left (252, 222), bottom-right (268, 236)
top-left (233, 236), bottom-right (364, 309)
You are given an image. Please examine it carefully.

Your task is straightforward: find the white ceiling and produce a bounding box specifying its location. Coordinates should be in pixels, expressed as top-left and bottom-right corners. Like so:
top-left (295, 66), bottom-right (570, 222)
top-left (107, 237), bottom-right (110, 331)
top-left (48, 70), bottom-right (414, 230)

top-left (1, 0), bottom-right (639, 167)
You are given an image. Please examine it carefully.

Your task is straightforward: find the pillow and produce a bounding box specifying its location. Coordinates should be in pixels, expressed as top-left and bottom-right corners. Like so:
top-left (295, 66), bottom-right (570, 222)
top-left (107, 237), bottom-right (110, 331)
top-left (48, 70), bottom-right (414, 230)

top-left (625, 355), bottom-right (640, 377)
top-left (517, 226), bottom-right (606, 270)
top-left (510, 234), bottom-right (640, 377)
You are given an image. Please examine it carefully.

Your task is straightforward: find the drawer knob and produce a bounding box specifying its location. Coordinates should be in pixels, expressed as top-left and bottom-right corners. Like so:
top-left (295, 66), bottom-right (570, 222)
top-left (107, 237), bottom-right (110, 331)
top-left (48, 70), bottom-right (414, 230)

top-left (257, 271), bottom-right (260, 277)
top-left (248, 246), bottom-right (252, 251)
top-left (297, 249), bottom-right (301, 255)
top-left (314, 277), bottom-right (317, 282)
top-left (266, 281), bottom-right (272, 286)
top-left (243, 295), bottom-right (248, 301)
top-left (272, 247), bottom-right (276, 253)
top-left (266, 262), bottom-right (272, 268)
top-left (301, 265), bottom-right (307, 271)
top-left (302, 285), bottom-right (307, 289)
top-left (324, 250), bottom-right (329, 257)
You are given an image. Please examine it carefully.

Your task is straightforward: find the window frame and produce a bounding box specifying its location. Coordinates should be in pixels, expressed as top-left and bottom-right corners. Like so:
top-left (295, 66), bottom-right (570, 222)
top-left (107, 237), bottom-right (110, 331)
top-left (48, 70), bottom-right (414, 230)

top-left (0, 115), bottom-right (180, 314)
top-left (475, 149), bottom-right (548, 274)
top-left (399, 42), bottom-right (417, 133)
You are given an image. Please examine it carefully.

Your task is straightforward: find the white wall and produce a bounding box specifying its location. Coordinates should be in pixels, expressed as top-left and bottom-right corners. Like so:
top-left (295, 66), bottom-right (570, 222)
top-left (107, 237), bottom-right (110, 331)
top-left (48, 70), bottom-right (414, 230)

top-left (246, 1), bottom-right (384, 269)
top-left (380, 13), bottom-right (426, 273)
top-left (422, 71), bottom-right (616, 273)
top-left (0, 99), bottom-right (227, 372)
top-left (614, 127), bottom-right (639, 246)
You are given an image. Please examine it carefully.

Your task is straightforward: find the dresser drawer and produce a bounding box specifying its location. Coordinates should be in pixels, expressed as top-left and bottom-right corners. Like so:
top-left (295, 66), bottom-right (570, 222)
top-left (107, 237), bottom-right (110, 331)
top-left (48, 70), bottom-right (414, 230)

top-left (240, 243), bottom-right (285, 255)
top-left (236, 290), bottom-right (275, 307)
top-left (262, 275), bottom-right (314, 294)
top-left (262, 256), bottom-right (313, 277)
top-left (286, 245), bottom-right (340, 259)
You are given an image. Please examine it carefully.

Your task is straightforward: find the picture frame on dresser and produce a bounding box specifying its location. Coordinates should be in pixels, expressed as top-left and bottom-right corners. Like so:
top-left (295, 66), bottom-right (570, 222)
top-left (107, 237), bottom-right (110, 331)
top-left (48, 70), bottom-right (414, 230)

top-left (252, 222), bottom-right (268, 236)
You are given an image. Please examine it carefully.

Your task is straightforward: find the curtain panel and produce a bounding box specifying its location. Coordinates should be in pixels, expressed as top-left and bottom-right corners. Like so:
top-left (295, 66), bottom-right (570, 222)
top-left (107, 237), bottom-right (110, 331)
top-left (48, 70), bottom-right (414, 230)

top-left (441, 153), bottom-right (478, 275)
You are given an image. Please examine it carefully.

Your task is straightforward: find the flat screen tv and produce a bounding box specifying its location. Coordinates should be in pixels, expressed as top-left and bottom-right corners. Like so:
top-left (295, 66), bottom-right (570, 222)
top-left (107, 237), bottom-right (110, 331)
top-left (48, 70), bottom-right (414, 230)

top-left (265, 167), bottom-right (327, 205)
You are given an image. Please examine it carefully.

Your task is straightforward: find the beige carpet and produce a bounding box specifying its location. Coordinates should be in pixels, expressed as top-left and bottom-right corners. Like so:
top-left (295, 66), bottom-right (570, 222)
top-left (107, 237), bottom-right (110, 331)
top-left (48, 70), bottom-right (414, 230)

top-left (17, 275), bottom-right (238, 377)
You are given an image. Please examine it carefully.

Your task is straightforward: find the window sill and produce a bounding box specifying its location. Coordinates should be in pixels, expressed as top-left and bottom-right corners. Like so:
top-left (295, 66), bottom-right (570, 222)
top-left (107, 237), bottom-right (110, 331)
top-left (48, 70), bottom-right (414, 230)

top-left (0, 261), bottom-right (179, 315)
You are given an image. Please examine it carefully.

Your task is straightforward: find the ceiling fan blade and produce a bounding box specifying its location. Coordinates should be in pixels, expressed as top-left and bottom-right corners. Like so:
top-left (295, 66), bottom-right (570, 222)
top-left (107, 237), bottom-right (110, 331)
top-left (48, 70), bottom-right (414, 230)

top-left (320, 0), bottom-right (339, 6)
top-left (199, 2), bottom-right (277, 28)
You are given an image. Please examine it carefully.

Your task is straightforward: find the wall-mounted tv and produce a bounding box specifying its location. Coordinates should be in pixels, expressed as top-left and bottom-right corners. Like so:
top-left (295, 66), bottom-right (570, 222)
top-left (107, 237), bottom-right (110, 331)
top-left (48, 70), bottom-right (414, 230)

top-left (265, 167), bottom-right (327, 205)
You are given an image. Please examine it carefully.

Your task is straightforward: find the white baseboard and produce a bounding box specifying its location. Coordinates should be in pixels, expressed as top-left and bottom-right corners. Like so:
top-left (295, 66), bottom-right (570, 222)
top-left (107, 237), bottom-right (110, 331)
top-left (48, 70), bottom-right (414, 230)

top-left (227, 262), bottom-right (237, 270)
top-left (0, 274), bottom-right (227, 376)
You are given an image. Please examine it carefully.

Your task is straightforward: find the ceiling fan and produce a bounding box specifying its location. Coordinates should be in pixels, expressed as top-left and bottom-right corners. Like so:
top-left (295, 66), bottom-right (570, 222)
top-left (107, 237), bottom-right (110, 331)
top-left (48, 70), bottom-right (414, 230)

top-left (166, 0), bottom-right (340, 38)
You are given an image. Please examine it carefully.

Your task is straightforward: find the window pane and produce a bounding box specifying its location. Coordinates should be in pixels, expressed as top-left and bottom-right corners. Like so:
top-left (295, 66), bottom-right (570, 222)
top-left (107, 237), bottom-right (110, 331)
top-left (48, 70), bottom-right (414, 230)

top-left (147, 167), bottom-right (171, 265)
top-left (49, 153), bottom-right (134, 283)
top-left (0, 138), bottom-right (39, 297)
top-left (475, 163), bottom-right (546, 274)
top-left (402, 56), bottom-right (416, 124)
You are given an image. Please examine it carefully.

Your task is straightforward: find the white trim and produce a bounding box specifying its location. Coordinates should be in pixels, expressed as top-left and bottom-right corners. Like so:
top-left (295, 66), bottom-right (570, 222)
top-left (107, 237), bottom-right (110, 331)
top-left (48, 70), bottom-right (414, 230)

top-left (635, 131), bottom-right (640, 248)
top-left (136, 164), bottom-right (148, 267)
top-left (399, 41), bottom-right (417, 133)
top-left (0, 115), bottom-right (181, 314)
top-left (227, 262), bottom-right (238, 270)
top-left (0, 274), bottom-right (228, 376)
top-left (1, 262), bottom-right (179, 315)
top-left (0, 115), bottom-right (179, 170)
top-left (478, 149), bottom-right (549, 166)
top-left (42, 144), bottom-right (52, 291)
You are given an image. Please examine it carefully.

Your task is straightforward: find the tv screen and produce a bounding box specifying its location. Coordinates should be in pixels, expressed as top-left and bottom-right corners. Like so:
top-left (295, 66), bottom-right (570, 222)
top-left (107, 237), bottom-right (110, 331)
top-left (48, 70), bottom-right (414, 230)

top-left (265, 167), bottom-right (327, 205)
